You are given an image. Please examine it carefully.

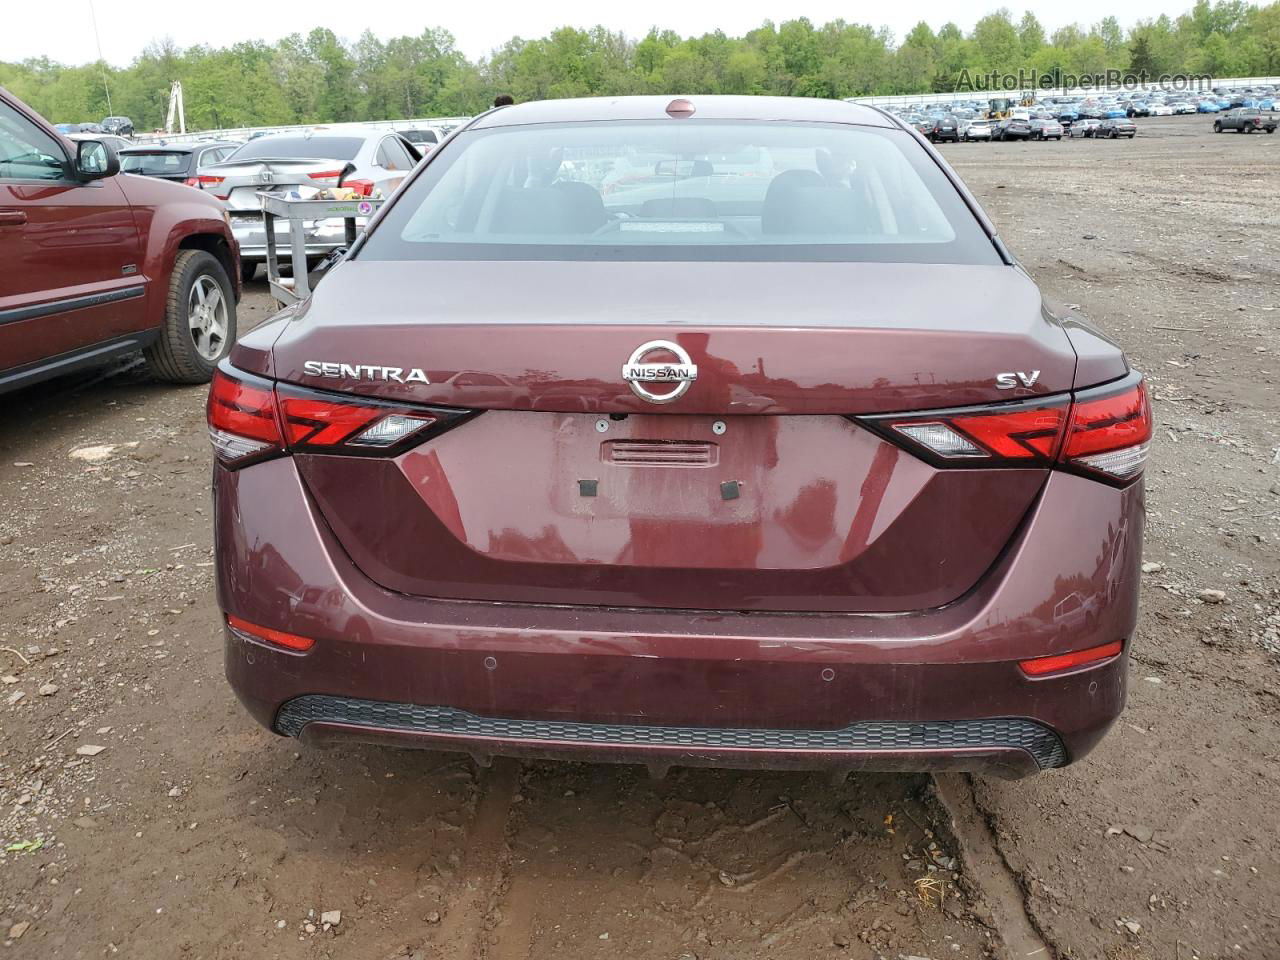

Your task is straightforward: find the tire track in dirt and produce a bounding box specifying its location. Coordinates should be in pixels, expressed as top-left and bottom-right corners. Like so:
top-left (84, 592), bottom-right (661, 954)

top-left (432, 758), bottom-right (521, 960)
top-left (933, 773), bottom-right (1054, 960)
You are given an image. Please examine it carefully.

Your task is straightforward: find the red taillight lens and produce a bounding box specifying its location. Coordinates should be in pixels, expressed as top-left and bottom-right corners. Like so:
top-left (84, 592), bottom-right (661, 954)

top-left (207, 364), bottom-right (472, 469)
top-left (857, 373), bottom-right (1150, 486)
top-left (307, 170), bottom-right (345, 184)
top-left (1059, 377), bottom-right (1151, 483)
top-left (183, 176), bottom-right (199, 187)
top-left (197, 175), bottom-right (229, 199)
top-left (949, 404), bottom-right (1068, 459)
top-left (226, 614), bottom-right (315, 652)
top-left (1019, 640), bottom-right (1124, 677)
top-left (207, 366), bottom-right (283, 465)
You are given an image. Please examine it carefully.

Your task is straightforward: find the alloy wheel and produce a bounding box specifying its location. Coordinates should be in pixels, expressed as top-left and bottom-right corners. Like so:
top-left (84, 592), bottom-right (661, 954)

top-left (189, 274), bottom-right (229, 361)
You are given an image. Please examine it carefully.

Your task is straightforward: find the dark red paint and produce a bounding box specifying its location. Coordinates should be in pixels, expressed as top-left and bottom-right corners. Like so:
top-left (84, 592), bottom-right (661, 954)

top-left (212, 96), bottom-right (1144, 776)
top-left (0, 87), bottom-right (238, 382)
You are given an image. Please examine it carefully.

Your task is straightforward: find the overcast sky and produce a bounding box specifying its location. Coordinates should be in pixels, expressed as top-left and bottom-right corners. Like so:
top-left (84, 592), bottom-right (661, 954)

top-left (6, 1), bottom-right (1181, 66)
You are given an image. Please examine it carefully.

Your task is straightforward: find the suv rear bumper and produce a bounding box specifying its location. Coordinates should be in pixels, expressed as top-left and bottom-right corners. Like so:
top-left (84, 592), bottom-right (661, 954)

top-left (216, 458), bottom-right (1142, 779)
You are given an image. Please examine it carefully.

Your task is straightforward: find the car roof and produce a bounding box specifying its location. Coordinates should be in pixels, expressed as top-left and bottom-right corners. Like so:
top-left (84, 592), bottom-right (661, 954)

top-left (471, 95), bottom-right (894, 130)
top-left (120, 140), bottom-right (237, 154)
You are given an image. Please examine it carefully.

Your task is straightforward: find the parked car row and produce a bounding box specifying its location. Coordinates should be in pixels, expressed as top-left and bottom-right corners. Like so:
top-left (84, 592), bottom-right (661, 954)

top-left (889, 82), bottom-right (1278, 125)
top-left (53, 115), bottom-right (135, 137)
top-left (918, 111), bottom-right (1127, 143)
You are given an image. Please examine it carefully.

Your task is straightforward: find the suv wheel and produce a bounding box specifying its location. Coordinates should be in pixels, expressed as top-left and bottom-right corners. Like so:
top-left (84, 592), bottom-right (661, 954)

top-left (144, 249), bottom-right (237, 384)
top-left (1214, 121), bottom-right (1222, 132)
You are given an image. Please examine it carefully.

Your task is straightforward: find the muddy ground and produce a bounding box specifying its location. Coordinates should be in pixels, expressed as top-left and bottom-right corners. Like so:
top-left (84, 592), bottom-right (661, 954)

top-left (1, 115), bottom-right (1277, 960)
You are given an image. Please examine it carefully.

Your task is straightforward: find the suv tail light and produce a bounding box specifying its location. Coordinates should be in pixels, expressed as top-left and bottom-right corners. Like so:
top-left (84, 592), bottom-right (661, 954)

top-left (207, 364), bottom-right (474, 468)
top-left (857, 372), bottom-right (1151, 486)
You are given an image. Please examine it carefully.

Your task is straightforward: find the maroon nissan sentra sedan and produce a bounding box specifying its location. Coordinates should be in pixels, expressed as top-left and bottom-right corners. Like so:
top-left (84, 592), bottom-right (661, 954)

top-left (209, 96), bottom-right (1149, 779)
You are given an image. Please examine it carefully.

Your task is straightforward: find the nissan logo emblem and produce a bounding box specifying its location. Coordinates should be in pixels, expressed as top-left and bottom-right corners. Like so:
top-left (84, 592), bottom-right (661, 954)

top-left (622, 340), bottom-right (698, 404)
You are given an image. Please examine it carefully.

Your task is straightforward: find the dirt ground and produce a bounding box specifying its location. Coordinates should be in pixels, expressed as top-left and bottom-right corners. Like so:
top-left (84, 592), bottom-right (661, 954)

top-left (1, 115), bottom-right (1277, 960)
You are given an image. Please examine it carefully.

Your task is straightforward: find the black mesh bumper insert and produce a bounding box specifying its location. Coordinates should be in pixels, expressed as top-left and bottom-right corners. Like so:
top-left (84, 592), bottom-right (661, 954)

top-left (275, 695), bottom-right (1068, 769)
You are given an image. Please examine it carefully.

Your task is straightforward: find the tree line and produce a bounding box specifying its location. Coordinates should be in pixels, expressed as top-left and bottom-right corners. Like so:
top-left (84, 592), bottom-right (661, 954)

top-left (3, 1), bottom-right (1279, 131)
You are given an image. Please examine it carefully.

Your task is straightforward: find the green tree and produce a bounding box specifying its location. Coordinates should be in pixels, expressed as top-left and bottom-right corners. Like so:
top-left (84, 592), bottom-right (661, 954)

top-left (1018, 12), bottom-right (1047, 56)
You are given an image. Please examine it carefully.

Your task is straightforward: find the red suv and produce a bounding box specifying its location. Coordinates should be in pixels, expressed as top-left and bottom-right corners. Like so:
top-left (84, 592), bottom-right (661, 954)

top-left (0, 89), bottom-right (239, 393)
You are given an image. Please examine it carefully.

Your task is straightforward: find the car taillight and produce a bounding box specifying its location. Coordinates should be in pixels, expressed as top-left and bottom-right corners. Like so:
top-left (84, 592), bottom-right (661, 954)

top-left (208, 363), bottom-right (473, 468)
top-left (207, 366), bottom-right (283, 465)
top-left (307, 170), bottom-right (345, 185)
top-left (183, 177), bottom-right (199, 187)
top-left (860, 395), bottom-right (1070, 468)
top-left (196, 174), bottom-right (228, 199)
top-left (274, 382), bottom-right (465, 454)
top-left (857, 372), bottom-right (1151, 486)
top-left (1058, 376), bottom-right (1151, 483)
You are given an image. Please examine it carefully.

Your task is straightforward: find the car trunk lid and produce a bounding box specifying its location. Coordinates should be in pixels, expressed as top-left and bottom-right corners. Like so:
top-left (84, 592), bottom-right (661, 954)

top-left (269, 259), bottom-right (1079, 613)
top-left (199, 157), bottom-right (348, 210)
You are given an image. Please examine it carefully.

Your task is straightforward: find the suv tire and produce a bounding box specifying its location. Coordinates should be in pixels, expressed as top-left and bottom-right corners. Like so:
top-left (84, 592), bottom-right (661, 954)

top-left (144, 249), bottom-right (237, 384)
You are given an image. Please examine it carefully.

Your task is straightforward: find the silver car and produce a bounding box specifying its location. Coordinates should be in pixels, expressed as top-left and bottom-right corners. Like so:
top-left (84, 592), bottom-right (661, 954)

top-left (197, 128), bottom-right (421, 280)
top-left (1029, 118), bottom-right (1064, 140)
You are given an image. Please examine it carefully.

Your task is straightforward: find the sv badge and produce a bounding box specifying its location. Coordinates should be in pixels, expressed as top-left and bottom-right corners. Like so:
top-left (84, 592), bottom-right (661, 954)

top-left (995, 370), bottom-right (1041, 390)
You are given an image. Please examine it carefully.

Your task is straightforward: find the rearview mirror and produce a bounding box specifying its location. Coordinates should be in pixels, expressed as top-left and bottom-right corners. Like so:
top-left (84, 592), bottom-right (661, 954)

top-left (74, 140), bottom-right (119, 182)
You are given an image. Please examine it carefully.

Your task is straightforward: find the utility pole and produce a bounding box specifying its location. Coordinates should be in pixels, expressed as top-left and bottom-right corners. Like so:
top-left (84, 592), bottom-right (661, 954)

top-left (87, 0), bottom-right (113, 114)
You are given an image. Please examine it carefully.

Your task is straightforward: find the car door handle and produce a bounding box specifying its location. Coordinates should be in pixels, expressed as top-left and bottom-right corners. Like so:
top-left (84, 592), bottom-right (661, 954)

top-left (0, 209), bottom-right (27, 226)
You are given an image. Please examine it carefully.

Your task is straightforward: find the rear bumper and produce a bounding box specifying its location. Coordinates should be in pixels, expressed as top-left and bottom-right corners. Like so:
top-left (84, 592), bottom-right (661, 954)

top-left (216, 458), bottom-right (1142, 778)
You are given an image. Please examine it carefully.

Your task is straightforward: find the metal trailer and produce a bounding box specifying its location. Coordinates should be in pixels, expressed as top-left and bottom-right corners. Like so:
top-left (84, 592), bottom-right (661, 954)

top-left (258, 192), bottom-right (384, 306)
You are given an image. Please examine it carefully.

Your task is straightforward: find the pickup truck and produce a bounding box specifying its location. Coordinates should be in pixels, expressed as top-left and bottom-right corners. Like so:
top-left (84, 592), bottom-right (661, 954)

top-left (1, 87), bottom-right (240, 394)
top-left (1213, 108), bottom-right (1278, 134)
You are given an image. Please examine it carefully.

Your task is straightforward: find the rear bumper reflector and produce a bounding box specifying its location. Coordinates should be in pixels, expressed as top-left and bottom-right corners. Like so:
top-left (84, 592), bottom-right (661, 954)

top-left (1019, 640), bottom-right (1124, 677)
top-left (274, 695), bottom-right (1069, 769)
top-left (226, 615), bottom-right (316, 652)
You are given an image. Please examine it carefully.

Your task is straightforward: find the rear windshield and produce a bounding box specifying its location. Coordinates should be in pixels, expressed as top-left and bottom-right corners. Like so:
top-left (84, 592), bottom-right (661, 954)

top-left (226, 136), bottom-right (364, 161)
top-left (359, 120), bottom-right (999, 264)
top-left (121, 151), bottom-right (191, 175)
